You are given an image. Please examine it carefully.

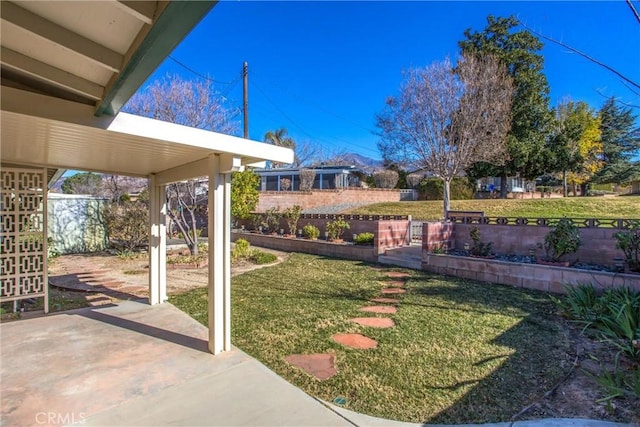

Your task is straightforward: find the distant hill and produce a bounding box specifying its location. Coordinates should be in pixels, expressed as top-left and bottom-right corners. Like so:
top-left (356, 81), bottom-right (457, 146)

top-left (331, 153), bottom-right (383, 173)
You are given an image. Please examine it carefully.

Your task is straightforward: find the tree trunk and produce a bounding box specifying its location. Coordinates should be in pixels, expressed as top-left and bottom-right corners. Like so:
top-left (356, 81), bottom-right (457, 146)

top-left (580, 182), bottom-right (589, 197)
top-left (562, 170), bottom-right (567, 197)
top-left (442, 178), bottom-right (451, 219)
top-left (499, 174), bottom-right (508, 199)
top-left (188, 209), bottom-right (198, 256)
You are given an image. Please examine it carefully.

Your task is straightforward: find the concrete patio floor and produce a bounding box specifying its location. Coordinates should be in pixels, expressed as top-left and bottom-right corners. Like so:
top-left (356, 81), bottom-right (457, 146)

top-left (0, 301), bottom-right (631, 427)
top-left (0, 301), bottom-right (353, 427)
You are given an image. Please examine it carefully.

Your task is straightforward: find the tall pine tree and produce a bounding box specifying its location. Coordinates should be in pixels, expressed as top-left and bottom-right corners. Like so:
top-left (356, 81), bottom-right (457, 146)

top-left (594, 98), bottom-right (640, 183)
top-left (459, 15), bottom-right (553, 197)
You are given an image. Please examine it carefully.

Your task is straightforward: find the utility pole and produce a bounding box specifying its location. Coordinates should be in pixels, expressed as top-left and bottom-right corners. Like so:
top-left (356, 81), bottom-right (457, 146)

top-left (243, 61), bottom-right (248, 139)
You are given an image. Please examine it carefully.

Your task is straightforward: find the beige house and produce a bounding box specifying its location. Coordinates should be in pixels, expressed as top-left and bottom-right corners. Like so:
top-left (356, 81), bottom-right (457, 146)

top-left (0, 1), bottom-right (293, 354)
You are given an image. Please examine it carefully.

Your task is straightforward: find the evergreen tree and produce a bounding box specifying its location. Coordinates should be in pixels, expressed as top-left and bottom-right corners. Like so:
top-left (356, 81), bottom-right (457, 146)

top-left (594, 98), bottom-right (640, 183)
top-left (459, 15), bottom-right (553, 197)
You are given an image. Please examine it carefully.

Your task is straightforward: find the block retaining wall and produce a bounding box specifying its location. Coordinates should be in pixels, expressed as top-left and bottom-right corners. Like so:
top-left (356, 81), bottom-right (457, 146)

top-left (421, 253), bottom-right (640, 294)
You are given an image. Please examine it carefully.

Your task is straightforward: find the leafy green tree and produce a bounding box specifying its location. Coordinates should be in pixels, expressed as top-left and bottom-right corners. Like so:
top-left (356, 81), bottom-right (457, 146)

top-left (61, 172), bottom-right (103, 195)
top-left (231, 169), bottom-right (260, 224)
top-left (593, 97), bottom-right (640, 184)
top-left (551, 100), bottom-right (602, 196)
top-left (460, 15), bottom-right (553, 197)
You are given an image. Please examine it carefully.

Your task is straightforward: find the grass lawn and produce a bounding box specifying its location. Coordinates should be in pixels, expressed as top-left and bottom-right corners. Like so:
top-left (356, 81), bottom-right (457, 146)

top-left (170, 253), bottom-right (573, 424)
top-left (344, 196), bottom-right (640, 221)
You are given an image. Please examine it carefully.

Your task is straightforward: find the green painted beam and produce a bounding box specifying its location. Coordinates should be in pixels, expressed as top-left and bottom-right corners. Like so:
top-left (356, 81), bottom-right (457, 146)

top-left (95, 1), bottom-right (217, 117)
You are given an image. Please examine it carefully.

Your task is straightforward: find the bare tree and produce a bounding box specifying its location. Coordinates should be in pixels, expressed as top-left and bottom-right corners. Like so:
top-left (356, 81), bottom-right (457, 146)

top-left (123, 74), bottom-right (239, 254)
top-left (299, 169), bottom-right (316, 191)
top-left (166, 180), bottom-right (206, 255)
top-left (377, 55), bottom-right (512, 216)
top-left (102, 175), bottom-right (147, 203)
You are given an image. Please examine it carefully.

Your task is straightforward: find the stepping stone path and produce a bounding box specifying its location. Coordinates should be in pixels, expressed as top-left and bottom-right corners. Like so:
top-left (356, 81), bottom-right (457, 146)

top-left (285, 354), bottom-right (337, 380)
top-left (350, 317), bottom-right (395, 328)
top-left (380, 288), bottom-right (406, 294)
top-left (286, 270), bottom-right (411, 379)
top-left (386, 280), bottom-right (406, 287)
top-left (360, 305), bottom-right (397, 314)
top-left (332, 333), bottom-right (378, 349)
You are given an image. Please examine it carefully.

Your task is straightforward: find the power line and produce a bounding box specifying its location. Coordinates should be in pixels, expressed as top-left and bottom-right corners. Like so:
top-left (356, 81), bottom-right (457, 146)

top-left (626, 0), bottom-right (640, 24)
top-left (250, 79), bottom-right (380, 156)
top-left (521, 24), bottom-right (640, 91)
top-left (168, 56), bottom-right (239, 85)
top-left (254, 71), bottom-right (377, 134)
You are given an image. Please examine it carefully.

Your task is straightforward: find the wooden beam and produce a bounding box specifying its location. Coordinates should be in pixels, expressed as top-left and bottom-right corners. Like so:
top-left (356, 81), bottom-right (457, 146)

top-left (1, 2), bottom-right (123, 72)
top-left (113, 1), bottom-right (156, 25)
top-left (95, 1), bottom-right (216, 115)
top-left (1, 47), bottom-right (104, 100)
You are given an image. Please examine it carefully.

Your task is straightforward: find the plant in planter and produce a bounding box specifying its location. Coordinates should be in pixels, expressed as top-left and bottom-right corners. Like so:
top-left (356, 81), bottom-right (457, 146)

top-left (302, 224), bottom-right (320, 240)
top-left (469, 226), bottom-right (492, 257)
top-left (613, 223), bottom-right (640, 273)
top-left (263, 207), bottom-right (281, 234)
top-left (283, 205), bottom-right (302, 236)
top-left (354, 232), bottom-right (375, 246)
top-left (326, 219), bottom-right (350, 242)
top-left (541, 218), bottom-right (581, 264)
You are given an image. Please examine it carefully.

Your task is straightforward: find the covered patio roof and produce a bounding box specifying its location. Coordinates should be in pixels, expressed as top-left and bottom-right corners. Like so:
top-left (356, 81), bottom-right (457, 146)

top-left (1, 110), bottom-right (293, 178)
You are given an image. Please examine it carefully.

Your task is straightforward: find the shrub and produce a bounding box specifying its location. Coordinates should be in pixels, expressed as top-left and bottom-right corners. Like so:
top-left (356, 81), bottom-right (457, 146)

top-left (299, 169), bottom-right (316, 191)
top-left (232, 239), bottom-right (251, 261)
top-left (302, 224), bottom-right (320, 240)
top-left (613, 223), bottom-right (640, 272)
top-left (231, 170), bottom-right (260, 222)
top-left (250, 251), bottom-right (277, 264)
top-left (469, 226), bottom-right (492, 256)
top-left (354, 232), bottom-right (375, 245)
top-left (542, 218), bottom-right (581, 262)
top-left (104, 201), bottom-right (148, 252)
top-left (283, 205), bottom-right (302, 235)
top-left (263, 207), bottom-right (281, 234)
top-left (418, 177), bottom-right (474, 200)
top-left (373, 170), bottom-right (399, 188)
top-left (405, 173), bottom-right (423, 189)
top-left (553, 284), bottom-right (640, 360)
top-left (326, 219), bottom-right (350, 241)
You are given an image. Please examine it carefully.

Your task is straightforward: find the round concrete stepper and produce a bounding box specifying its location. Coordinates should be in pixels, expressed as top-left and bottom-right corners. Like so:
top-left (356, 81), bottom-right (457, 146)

top-left (369, 297), bottom-right (400, 304)
top-left (385, 272), bottom-right (411, 279)
top-left (350, 317), bottom-right (395, 328)
top-left (380, 288), bottom-right (406, 294)
top-left (332, 333), bottom-right (378, 349)
top-left (359, 305), bottom-right (397, 314)
top-left (284, 353), bottom-right (337, 380)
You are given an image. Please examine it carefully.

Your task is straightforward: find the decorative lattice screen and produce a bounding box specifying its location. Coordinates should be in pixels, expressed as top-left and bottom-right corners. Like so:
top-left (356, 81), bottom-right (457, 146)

top-left (0, 167), bottom-right (48, 312)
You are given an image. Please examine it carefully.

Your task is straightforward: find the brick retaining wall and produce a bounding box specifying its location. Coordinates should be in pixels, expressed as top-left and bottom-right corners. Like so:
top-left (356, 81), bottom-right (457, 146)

top-left (421, 253), bottom-right (640, 294)
top-left (452, 223), bottom-right (627, 266)
top-left (256, 188), bottom-right (402, 212)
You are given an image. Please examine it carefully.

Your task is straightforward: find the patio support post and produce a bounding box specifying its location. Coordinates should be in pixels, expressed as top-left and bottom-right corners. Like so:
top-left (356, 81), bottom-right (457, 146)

top-left (148, 174), bottom-right (167, 305)
top-left (207, 154), bottom-right (233, 354)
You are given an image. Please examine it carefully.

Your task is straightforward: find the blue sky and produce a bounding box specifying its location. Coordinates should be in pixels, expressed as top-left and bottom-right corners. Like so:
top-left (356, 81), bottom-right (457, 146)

top-left (141, 0), bottom-right (640, 161)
